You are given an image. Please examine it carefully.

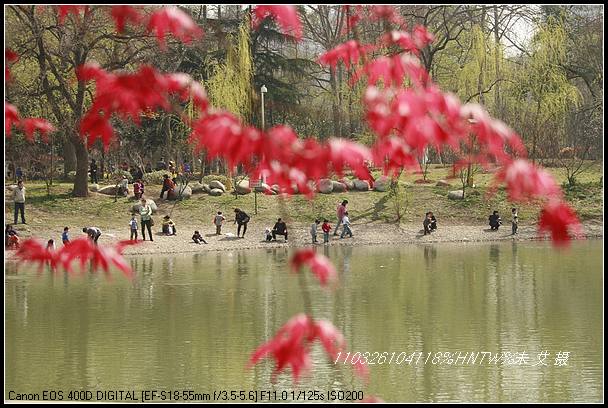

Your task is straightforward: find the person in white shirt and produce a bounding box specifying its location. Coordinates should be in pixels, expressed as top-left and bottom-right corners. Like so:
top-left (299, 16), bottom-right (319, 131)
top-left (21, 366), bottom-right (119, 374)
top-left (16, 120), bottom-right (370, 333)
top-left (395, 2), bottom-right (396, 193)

top-left (340, 211), bottom-right (353, 238)
top-left (310, 219), bottom-right (320, 243)
top-left (13, 180), bottom-right (26, 224)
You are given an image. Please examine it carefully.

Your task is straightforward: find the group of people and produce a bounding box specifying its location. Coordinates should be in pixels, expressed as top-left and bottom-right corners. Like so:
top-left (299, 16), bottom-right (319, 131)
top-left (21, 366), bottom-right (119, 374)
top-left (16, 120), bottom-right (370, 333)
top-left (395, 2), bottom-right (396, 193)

top-left (488, 208), bottom-right (518, 235)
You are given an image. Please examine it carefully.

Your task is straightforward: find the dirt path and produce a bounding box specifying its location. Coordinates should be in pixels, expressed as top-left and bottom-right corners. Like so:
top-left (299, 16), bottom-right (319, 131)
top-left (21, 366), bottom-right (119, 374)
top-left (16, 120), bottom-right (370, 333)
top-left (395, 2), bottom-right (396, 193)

top-left (5, 220), bottom-right (603, 259)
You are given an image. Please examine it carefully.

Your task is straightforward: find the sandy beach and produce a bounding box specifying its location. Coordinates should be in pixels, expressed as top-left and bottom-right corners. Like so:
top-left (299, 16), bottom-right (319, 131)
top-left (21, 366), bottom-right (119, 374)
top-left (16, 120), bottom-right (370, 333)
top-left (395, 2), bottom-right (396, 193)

top-left (5, 220), bottom-right (602, 259)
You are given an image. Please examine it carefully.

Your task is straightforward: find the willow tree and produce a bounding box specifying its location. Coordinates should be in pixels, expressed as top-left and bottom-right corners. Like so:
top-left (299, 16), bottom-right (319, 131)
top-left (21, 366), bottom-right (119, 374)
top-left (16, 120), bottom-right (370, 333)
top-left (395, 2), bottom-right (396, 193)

top-left (205, 20), bottom-right (253, 122)
top-left (516, 16), bottom-right (581, 164)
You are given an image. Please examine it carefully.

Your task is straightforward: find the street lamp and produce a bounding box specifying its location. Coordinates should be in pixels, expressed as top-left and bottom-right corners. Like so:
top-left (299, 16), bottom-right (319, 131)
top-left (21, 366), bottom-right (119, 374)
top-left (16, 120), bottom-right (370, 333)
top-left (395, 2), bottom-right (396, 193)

top-left (260, 85), bottom-right (267, 131)
top-left (255, 85), bottom-right (268, 215)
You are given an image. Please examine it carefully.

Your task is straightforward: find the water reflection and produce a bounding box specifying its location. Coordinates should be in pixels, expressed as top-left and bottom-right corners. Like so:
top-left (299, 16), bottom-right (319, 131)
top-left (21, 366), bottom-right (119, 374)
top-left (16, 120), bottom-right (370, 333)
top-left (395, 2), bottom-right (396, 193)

top-left (4, 240), bottom-right (603, 403)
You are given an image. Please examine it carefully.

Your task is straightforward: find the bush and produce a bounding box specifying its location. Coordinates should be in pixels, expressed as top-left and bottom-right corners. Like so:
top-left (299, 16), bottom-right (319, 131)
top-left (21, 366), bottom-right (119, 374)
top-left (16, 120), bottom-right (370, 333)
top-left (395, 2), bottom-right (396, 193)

top-left (110, 170), bottom-right (133, 182)
top-left (143, 170), bottom-right (169, 185)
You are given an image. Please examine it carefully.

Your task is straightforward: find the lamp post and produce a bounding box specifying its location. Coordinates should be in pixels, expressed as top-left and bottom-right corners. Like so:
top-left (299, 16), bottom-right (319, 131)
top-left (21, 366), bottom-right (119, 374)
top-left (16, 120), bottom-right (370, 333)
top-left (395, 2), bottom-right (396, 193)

top-left (255, 85), bottom-right (268, 215)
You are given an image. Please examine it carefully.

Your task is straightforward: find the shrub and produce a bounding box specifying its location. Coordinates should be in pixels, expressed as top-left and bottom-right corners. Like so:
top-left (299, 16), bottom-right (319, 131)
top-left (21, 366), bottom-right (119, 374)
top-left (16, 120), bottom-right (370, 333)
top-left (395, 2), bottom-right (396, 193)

top-left (143, 170), bottom-right (169, 185)
top-left (111, 170), bottom-right (133, 182)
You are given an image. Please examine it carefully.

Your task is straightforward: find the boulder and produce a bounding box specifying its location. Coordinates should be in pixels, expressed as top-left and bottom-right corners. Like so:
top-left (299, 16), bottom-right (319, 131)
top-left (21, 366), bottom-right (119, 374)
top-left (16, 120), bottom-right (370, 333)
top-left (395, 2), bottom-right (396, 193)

top-left (254, 182), bottom-right (271, 193)
top-left (271, 184), bottom-right (280, 193)
top-left (190, 182), bottom-right (205, 194)
top-left (236, 180), bottom-right (252, 195)
top-left (89, 183), bottom-right (99, 192)
top-left (436, 179), bottom-right (451, 187)
top-left (318, 179), bottom-right (334, 194)
top-left (209, 188), bottom-right (223, 196)
top-left (340, 178), bottom-right (355, 190)
top-left (203, 184), bottom-right (211, 193)
top-left (448, 190), bottom-right (464, 200)
top-left (331, 180), bottom-right (347, 193)
top-left (354, 179), bottom-right (370, 191)
top-left (175, 185), bottom-right (192, 199)
top-left (290, 184), bottom-right (300, 194)
top-left (208, 180), bottom-right (226, 192)
top-left (131, 199), bottom-right (158, 214)
top-left (98, 185), bottom-right (118, 196)
top-left (373, 175), bottom-right (390, 192)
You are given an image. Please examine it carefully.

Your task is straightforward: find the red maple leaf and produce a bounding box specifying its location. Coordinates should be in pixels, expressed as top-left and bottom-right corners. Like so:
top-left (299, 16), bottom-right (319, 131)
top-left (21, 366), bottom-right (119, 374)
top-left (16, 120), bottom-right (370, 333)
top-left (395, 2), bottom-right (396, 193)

top-left (19, 118), bottom-right (56, 142)
top-left (538, 200), bottom-right (582, 246)
top-left (5, 102), bottom-right (20, 137)
top-left (110, 5), bottom-right (143, 33)
top-left (252, 5), bottom-right (302, 41)
top-left (147, 6), bottom-right (203, 49)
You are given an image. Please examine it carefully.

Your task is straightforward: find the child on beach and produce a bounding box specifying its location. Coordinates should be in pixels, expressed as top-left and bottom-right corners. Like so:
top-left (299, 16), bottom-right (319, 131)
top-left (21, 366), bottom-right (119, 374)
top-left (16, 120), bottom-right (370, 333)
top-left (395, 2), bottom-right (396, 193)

top-left (340, 211), bottom-right (353, 238)
top-left (311, 219), bottom-right (321, 243)
top-left (192, 230), bottom-right (207, 244)
top-left (214, 211), bottom-right (225, 235)
top-left (47, 239), bottom-right (56, 251)
top-left (162, 215), bottom-right (177, 236)
top-left (129, 215), bottom-right (138, 241)
top-left (511, 208), bottom-right (518, 235)
top-left (264, 227), bottom-right (273, 242)
top-left (322, 219), bottom-right (332, 243)
top-left (61, 227), bottom-right (70, 245)
top-left (5, 225), bottom-right (20, 249)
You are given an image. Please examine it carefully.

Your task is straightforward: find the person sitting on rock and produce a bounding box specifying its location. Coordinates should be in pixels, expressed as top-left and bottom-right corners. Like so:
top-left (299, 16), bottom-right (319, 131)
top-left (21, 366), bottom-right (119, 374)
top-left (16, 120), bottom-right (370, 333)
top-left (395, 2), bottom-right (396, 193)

top-left (489, 211), bottom-right (502, 231)
top-left (160, 174), bottom-right (175, 199)
top-left (272, 218), bottom-right (288, 241)
top-left (162, 215), bottom-right (177, 235)
top-left (192, 230), bottom-right (207, 244)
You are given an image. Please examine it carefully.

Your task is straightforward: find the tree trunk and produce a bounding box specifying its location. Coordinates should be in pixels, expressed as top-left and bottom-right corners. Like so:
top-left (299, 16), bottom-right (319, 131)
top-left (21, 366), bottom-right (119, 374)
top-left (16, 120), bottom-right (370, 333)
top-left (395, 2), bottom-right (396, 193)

top-left (63, 137), bottom-right (77, 178)
top-left (72, 135), bottom-right (89, 197)
top-left (493, 6), bottom-right (501, 118)
top-left (329, 67), bottom-right (341, 138)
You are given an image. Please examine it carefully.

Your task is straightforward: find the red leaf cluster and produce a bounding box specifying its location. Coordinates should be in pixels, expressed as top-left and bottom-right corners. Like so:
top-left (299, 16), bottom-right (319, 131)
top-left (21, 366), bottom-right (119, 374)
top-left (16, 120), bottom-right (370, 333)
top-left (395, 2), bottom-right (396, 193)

top-left (290, 249), bottom-right (337, 286)
top-left (492, 159), bottom-right (562, 202)
top-left (147, 6), bottom-right (203, 49)
top-left (56, 5), bottom-right (89, 24)
top-left (5, 102), bottom-right (55, 142)
top-left (252, 5), bottom-right (302, 41)
top-left (5, 102), bottom-right (19, 137)
top-left (77, 63), bottom-right (207, 149)
top-left (382, 26), bottom-right (435, 54)
top-left (318, 40), bottom-right (376, 70)
top-left (5, 48), bottom-right (19, 81)
top-left (110, 5), bottom-right (144, 33)
top-left (249, 314), bottom-right (366, 383)
top-left (15, 237), bottom-right (138, 280)
top-left (538, 201), bottom-right (583, 245)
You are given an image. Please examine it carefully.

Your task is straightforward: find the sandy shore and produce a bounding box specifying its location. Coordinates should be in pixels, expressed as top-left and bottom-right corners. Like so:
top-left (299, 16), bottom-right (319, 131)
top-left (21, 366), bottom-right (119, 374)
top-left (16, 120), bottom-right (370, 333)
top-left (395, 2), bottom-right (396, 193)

top-left (5, 220), bottom-right (602, 259)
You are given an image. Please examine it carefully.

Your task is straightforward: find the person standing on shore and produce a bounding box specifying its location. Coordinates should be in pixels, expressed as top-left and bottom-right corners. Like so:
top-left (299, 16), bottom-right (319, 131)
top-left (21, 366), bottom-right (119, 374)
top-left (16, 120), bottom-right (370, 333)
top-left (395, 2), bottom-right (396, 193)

top-left (511, 208), bottom-right (519, 235)
top-left (340, 211), bottom-right (353, 238)
top-left (322, 219), bottom-right (332, 243)
top-left (334, 200), bottom-right (348, 236)
top-left (62, 227), bottom-right (70, 246)
top-left (13, 180), bottom-right (26, 225)
top-left (214, 211), bottom-right (225, 235)
top-left (234, 208), bottom-right (250, 238)
top-left (311, 219), bottom-right (320, 244)
top-left (129, 215), bottom-right (138, 241)
top-left (139, 199), bottom-right (153, 241)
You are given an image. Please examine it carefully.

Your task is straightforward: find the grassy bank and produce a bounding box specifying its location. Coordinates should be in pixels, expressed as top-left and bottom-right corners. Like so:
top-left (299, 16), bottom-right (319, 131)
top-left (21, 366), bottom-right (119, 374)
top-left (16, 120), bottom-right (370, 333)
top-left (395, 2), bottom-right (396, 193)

top-left (4, 163), bottom-right (603, 237)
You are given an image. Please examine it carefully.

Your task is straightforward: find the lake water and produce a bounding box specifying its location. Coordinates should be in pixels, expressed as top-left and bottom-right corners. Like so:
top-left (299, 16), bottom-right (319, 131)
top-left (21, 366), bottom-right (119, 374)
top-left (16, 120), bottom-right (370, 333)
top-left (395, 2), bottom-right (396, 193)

top-left (5, 240), bottom-right (603, 403)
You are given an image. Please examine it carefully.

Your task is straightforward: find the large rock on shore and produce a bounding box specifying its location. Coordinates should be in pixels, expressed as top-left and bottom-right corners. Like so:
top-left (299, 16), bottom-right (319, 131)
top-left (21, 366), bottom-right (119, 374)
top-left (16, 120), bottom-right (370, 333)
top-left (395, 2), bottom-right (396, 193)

top-left (209, 188), bottom-right (223, 196)
top-left (354, 179), bottom-right (370, 191)
top-left (98, 185), bottom-right (118, 196)
top-left (318, 179), bottom-right (333, 194)
top-left (373, 176), bottom-right (390, 192)
top-left (271, 184), bottom-right (280, 193)
top-left (448, 190), bottom-right (464, 200)
top-left (331, 180), bottom-right (347, 192)
top-left (236, 180), bottom-right (252, 195)
top-left (340, 178), bottom-right (355, 190)
top-left (291, 184), bottom-right (300, 194)
top-left (172, 185), bottom-right (192, 199)
top-left (254, 183), bottom-right (271, 193)
top-left (436, 179), bottom-right (451, 187)
top-left (131, 199), bottom-right (158, 214)
top-left (190, 182), bottom-right (206, 194)
top-left (208, 180), bottom-right (226, 192)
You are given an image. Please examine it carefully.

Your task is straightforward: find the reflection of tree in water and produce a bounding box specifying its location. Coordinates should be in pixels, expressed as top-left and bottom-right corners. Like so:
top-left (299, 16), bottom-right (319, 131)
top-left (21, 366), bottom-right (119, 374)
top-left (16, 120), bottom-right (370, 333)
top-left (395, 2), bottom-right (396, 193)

top-left (489, 244), bottom-right (500, 266)
top-left (341, 246), bottom-right (353, 275)
top-left (214, 252), bottom-right (222, 276)
top-left (423, 245), bottom-right (437, 270)
top-left (237, 251), bottom-right (248, 276)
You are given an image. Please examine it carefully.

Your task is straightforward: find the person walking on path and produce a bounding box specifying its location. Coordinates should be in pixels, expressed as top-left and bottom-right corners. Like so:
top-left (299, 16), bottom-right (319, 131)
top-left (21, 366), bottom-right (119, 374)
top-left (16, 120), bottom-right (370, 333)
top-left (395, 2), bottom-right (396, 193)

top-left (322, 219), bottom-right (332, 243)
top-left (129, 215), bottom-right (138, 241)
top-left (13, 180), bottom-right (26, 224)
top-left (334, 200), bottom-right (348, 236)
top-left (272, 218), bottom-right (288, 241)
top-left (62, 227), bottom-right (70, 246)
top-left (82, 226), bottom-right (102, 244)
top-left (139, 199), bottom-right (154, 241)
top-left (311, 219), bottom-right (321, 244)
top-left (214, 211), bottom-right (225, 235)
top-left (90, 159), bottom-right (98, 184)
top-left (340, 211), bottom-right (353, 239)
top-left (511, 208), bottom-right (519, 235)
top-left (234, 208), bottom-right (250, 238)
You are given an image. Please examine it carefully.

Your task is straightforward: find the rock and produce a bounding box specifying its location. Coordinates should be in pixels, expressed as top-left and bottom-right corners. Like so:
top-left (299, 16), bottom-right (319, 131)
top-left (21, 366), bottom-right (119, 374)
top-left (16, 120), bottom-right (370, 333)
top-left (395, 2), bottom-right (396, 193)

top-left (236, 180), bottom-right (252, 195)
top-left (208, 180), bottom-right (226, 192)
top-left (175, 185), bottom-right (192, 199)
top-left (290, 184), bottom-right (299, 194)
top-left (436, 179), bottom-right (451, 187)
top-left (448, 190), bottom-right (464, 200)
top-left (97, 185), bottom-right (118, 196)
top-left (209, 188), bottom-right (223, 196)
top-left (203, 184), bottom-right (211, 193)
top-left (331, 180), bottom-right (347, 192)
top-left (340, 178), bottom-right (355, 190)
top-left (131, 199), bottom-right (157, 214)
top-left (354, 179), bottom-right (370, 191)
top-left (254, 183), bottom-right (271, 193)
top-left (373, 175), bottom-right (390, 192)
top-left (318, 179), bottom-right (334, 194)
top-left (89, 183), bottom-right (99, 192)
top-left (271, 184), bottom-right (280, 193)
top-left (190, 182), bottom-right (205, 194)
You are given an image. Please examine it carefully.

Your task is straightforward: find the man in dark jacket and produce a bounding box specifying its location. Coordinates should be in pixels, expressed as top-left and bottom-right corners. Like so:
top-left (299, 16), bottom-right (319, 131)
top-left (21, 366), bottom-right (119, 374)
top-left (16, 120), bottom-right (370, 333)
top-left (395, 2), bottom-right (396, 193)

top-left (489, 211), bottom-right (502, 230)
top-left (272, 218), bottom-right (288, 241)
top-left (234, 208), bottom-right (250, 238)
